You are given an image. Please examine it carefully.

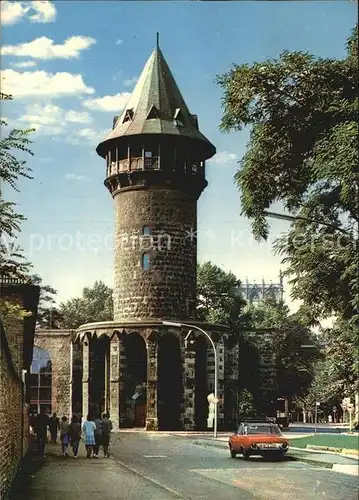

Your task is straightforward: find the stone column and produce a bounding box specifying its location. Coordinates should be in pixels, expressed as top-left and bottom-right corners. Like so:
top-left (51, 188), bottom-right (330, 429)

top-left (104, 339), bottom-right (109, 413)
top-left (181, 340), bottom-right (196, 430)
top-left (217, 340), bottom-right (225, 429)
top-left (109, 335), bottom-right (127, 429)
top-left (82, 335), bottom-right (90, 419)
top-left (224, 338), bottom-right (240, 429)
top-left (69, 340), bottom-right (73, 417)
top-left (109, 336), bottom-right (121, 430)
top-left (146, 337), bottom-right (158, 430)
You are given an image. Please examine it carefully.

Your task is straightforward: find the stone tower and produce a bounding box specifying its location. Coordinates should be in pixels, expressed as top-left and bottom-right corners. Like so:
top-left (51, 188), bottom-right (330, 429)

top-left (96, 39), bottom-right (216, 322)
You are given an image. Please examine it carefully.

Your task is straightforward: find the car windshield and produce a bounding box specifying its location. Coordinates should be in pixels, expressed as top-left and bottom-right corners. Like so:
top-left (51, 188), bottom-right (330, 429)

top-left (245, 425), bottom-right (282, 435)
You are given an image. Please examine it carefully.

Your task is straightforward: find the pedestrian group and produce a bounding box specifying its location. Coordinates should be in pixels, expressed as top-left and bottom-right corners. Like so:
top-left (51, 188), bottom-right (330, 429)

top-left (31, 408), bottom-right (113, 459)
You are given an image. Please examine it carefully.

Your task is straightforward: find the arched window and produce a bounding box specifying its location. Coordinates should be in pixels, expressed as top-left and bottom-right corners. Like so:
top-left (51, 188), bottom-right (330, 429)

top-left (250, 292), bottom-right (260, 305)
top-left (142, 226), bottom-right (151, 236)
top-left (29, 347), bottom-right (52, 414)
top-left (141, 252), bottom-right (150, 271)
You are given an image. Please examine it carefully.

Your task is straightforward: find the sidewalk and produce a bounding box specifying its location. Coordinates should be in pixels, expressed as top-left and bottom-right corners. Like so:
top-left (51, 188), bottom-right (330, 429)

top-left (6, 442), bottom-right (173, 500)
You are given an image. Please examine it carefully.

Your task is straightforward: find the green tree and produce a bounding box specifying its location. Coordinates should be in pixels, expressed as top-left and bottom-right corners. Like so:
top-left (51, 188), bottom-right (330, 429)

top-left (0, 92), bottom-right (34, 279)
top-left (237, 388), bottom-right (257, 418)
top-left (246, 298), bottom-right (321, 405)
top-left (217, 26), bottom-right (359, 324)
top-left (59, 280), bottom-right (113, 328)
top-left (196, 261), bottom-right (247, 328)
top-left (30, 274), bottom-right (63, 328)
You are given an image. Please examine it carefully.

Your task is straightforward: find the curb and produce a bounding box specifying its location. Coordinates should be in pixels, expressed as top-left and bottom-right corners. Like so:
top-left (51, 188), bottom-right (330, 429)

top-left (191, 439), bottom-right (358, 475)
top-left (290, 446), bottom-right (359, 461)
top-left (332, 464), bottom-right (358, 476)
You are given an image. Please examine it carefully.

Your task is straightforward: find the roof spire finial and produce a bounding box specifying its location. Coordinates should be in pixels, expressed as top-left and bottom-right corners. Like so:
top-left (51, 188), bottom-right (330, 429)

top-left (156, 32), bottom-right (159, 48)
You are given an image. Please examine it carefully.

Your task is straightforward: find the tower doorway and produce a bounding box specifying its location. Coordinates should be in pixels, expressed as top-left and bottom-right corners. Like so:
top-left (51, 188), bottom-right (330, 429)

top-left (157, 334), bottom-right (182, 430)
top-left (124, 333), bottom-right (147, 427)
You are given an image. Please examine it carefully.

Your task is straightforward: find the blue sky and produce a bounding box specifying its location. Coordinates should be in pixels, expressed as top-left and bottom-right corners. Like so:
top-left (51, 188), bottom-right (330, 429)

top-left (1, 0), bottom-right (357, 307)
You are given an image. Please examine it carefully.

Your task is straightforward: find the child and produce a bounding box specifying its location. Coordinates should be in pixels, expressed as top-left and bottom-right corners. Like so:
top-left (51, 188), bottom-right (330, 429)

top-left (60, 416), bottom-right (69, 456)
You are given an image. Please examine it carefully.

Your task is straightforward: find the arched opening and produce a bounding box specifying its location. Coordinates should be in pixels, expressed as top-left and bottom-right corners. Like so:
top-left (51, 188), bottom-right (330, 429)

top-left (195, 336), bottom-right (208, 430)
top-left (124, 333), bottom-right (147, 427)
top-left (29, 347), bottom-right (52, 415)
top-left (250, 291), bottom-right (260, 305)
top-left (157, 334), bottom-right (182, 430)
top-left (90, 336), bottom-right (108, 417)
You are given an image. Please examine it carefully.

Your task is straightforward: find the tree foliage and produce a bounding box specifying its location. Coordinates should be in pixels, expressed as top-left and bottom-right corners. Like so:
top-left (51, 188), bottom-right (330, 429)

top-left (58, 280), bottom-right (113, 329)
top-left (196, 261), bottom-right (246, 328)
top-left (0, 92), bottom-right (34, 279)
top-left (245, 297), bottom-right (321, 403)
top-left (29, 274), bottom-right (63, 328)
top-left (217, 26), bottom-right (359, 323)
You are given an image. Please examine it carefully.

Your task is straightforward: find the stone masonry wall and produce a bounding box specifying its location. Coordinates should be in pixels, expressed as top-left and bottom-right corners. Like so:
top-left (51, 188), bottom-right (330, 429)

top-left (113, 188), bottom-right (197, 321)
top-left (0, 336), bottom-right (22, 498)
top-left (34, 330), bottom-right (73, 418)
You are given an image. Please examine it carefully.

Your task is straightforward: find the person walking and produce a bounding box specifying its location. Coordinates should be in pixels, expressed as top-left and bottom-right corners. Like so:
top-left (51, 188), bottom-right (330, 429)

top-left (34, 407), bottom-right (50, 458)
top-left (60, 416), bottom-right (70, 456)
top-left (68, 415), bottom-right (81, 458)
top-left (93, 413), bottom-right (104, 458)
top-left (102, 413), bottom-right (113, 458)
top-left (49, 412), bottom-right (60, 443)
top-left (82, 414), bottom-right (96, 458)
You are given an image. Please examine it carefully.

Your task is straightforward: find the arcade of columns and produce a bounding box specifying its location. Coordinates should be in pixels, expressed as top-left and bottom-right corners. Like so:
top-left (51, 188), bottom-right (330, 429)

top-left (75, 324), bottom-right (240, 431)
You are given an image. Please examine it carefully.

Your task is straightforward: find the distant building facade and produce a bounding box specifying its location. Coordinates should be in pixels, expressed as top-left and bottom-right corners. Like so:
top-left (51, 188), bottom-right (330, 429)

top-left (239, 273), bottom-right (284, 304)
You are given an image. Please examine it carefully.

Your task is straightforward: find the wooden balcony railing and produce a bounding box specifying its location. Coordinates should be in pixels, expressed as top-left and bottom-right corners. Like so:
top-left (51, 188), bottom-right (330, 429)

top-left (107, 157), bottom-right (204, 177)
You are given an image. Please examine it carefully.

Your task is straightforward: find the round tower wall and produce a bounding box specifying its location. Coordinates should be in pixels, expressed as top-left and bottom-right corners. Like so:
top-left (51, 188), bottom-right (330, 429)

top-left (113, 188), bottom-right (197, 321)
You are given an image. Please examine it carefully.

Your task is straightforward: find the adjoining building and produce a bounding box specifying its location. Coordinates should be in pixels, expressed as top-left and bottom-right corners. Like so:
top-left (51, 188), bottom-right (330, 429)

top-left (0, 276), bottom-right (40, 497)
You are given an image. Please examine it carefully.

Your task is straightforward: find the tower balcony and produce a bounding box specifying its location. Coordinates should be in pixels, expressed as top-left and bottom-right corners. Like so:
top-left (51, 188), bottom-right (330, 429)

top-left (106, 157), bottom-right (205, 178)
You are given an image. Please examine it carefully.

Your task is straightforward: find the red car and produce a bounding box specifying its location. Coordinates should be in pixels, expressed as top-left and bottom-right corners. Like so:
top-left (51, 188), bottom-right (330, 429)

top-left (229, 420), bottom-right (289, 460)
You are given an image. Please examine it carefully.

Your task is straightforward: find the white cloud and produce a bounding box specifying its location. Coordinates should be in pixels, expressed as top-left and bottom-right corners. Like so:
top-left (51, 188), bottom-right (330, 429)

top-left (30, 123), bottom-right (64, 136)
top-left (1, 1), bottom-right (56, 25)
top-left (65, 173), bottom-right (90, 181)
top-left (123, 76), bottom-right (138, 87)
top-left (66, 127), bottom-right (108, 146)
top-left (83, 92), bottom-right (131, 112)
top-left (28, 1), bottom-right (56, 23)
top-left (64, 110), bottom-right (93, 124)
top-left (209, 151), bottom-right (238, 165)
top-left (1, 1), bottom-right (28, 25)
top-left (1, 69), bottom-right (95, 97)
top-left (19, 103), bottom-right (63, 125)
top-left (2, 36), bottom-right (96, 59)
top-left (115, 39), bottom-right (123, 45)
top-left (11, 60), bottom-right (37, 68)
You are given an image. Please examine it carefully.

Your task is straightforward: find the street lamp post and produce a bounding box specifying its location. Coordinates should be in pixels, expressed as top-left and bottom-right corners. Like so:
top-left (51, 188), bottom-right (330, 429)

top-left (162, 321), bottom-right (219, 438)
top-left (263, 211), bottom-right (350, 235)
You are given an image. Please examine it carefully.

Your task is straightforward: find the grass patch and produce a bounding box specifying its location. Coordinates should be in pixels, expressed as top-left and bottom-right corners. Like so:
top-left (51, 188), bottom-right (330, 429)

top-left (289, 434), bottom-right (359, 451)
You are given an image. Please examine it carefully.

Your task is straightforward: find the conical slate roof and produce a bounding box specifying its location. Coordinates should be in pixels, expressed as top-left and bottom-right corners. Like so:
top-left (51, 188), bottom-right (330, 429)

top-left (96, 44), bottom-right (215, 159)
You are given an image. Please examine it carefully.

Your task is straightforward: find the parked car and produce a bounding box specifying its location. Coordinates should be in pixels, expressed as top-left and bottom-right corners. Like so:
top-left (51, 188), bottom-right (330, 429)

top-left (228, 419), bottom-right (289, 460)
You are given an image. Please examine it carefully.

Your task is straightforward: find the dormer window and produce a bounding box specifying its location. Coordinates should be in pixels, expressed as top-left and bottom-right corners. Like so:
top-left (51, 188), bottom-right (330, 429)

top-left (123, 108), bottom-right (134, 123)
top-left (174, 108), bottom-right (184, 127)
top-left (113, 116), bottom-right (120, 129)
top-left (191, 114), bottom-right (198, 129)
top-left (146, 105), bottom-right (159, 120)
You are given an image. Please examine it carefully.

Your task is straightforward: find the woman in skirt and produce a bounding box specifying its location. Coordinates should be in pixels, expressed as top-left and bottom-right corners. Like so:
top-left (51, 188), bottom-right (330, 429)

top-left (82, 414), bottom-right (96, 458)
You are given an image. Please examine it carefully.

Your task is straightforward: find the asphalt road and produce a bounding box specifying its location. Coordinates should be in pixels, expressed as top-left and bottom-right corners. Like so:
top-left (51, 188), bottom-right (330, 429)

top-left (9, 433), bottom-right (358, 500)
top-left (109, 432), bottom-right (358, 500)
